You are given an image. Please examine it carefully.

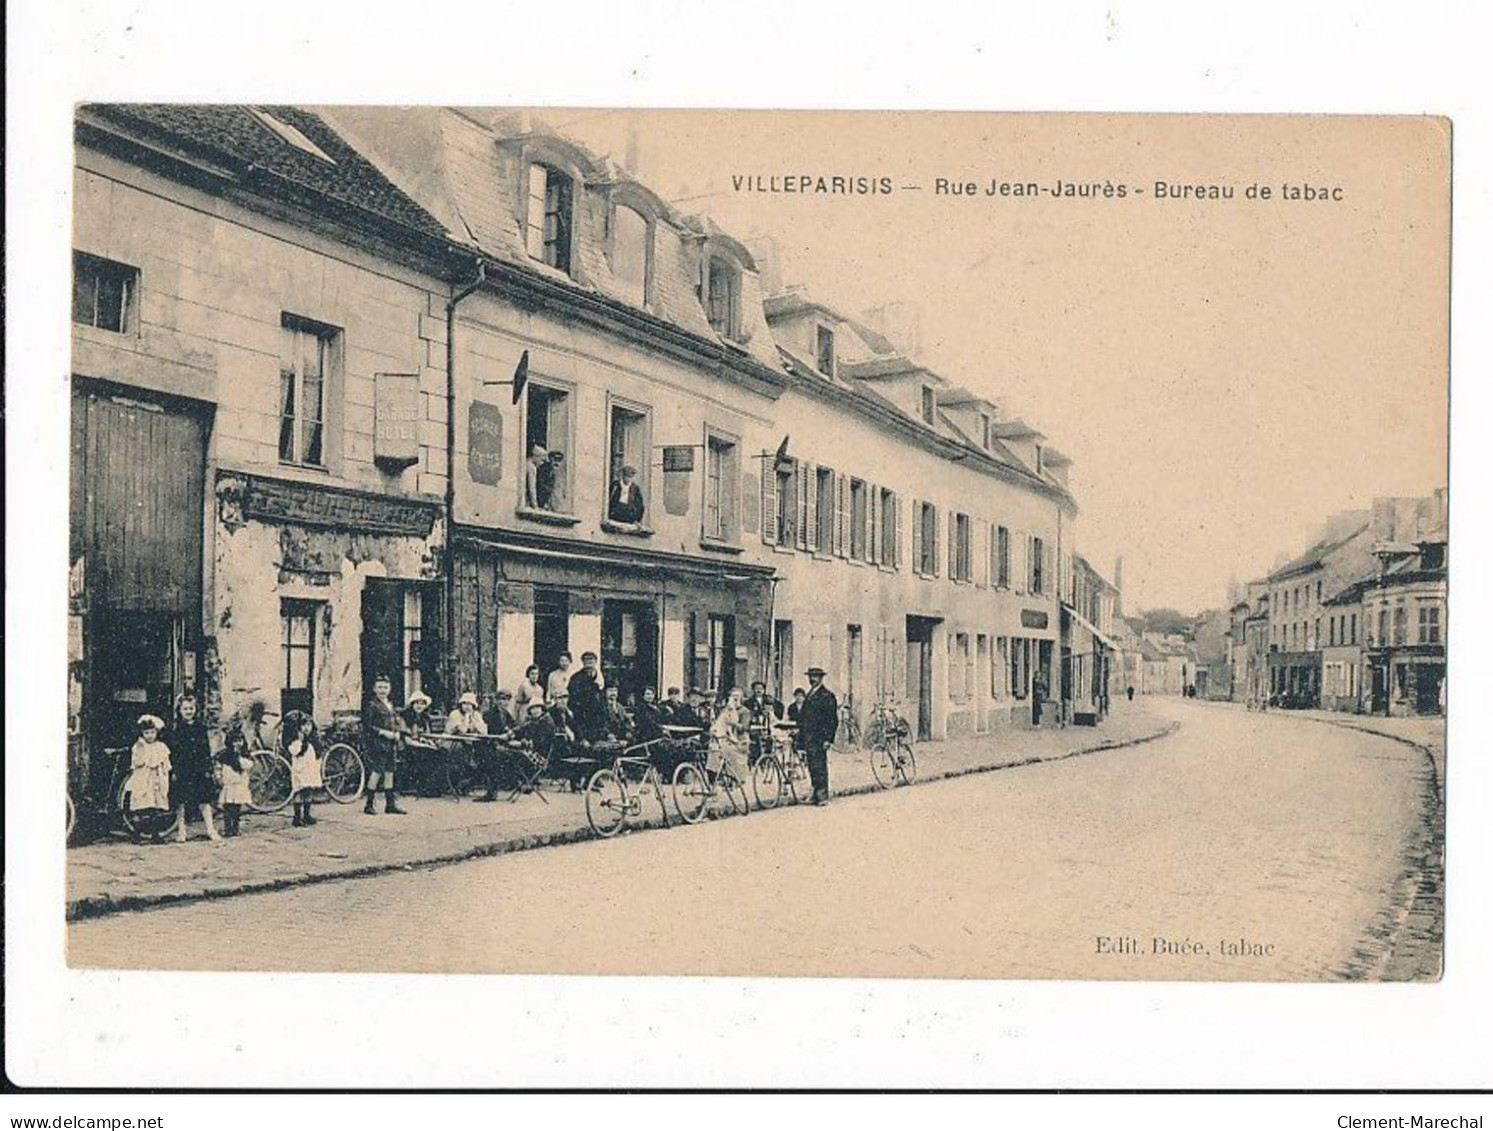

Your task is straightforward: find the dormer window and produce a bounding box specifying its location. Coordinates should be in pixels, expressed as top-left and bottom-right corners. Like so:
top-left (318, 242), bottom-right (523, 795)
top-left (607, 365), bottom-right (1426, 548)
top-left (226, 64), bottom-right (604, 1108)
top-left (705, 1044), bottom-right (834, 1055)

top-left (920, 385), bottom-right (935, 425)
top-left (705, 255), bottom-right (741, 339)
top-left (1035, 444), bottom-right (1044, 475)
top-left (816, 325), bottom-right (836, 377)
top-left (526, 163), bottom-right (573, 273)
top-left (608, 202), bottom-right (650, 307)
top-left (980, 411), bottom-right (992, 450)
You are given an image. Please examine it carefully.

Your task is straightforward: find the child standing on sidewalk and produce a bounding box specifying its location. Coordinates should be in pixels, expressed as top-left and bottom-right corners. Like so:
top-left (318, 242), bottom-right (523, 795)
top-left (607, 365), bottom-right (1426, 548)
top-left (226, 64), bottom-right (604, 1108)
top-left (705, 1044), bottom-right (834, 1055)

top-left (125, 714), bottom-right (172, 837)
top-left (217, 730), bottom-right (255, 836)
top-left (285, 710), bottom-right (322, 827)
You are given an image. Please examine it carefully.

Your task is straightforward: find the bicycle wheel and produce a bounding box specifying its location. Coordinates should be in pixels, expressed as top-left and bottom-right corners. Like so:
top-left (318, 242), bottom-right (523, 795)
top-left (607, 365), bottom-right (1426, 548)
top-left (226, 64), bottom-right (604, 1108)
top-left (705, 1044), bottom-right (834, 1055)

top-left (751, 755), bottom-right (783, 811)
top-left (869, 742), bottom-right (896, 790)
top-left (672, 762), bottom-right (710, 824)
top-left (116, 779), bottom-right (180, 841)
top-left (584, 769), bottom-right (628, 837)
top-left (248, 750), bottom-right (293, 813)
top-left (895, 739), bottom-right (918, 786)
top-left (320, 743), bottom-right (365, 803)
top-left (444, 749), bottom-right (474, 798)
top-left (721, 765), bottom-right (750, 816)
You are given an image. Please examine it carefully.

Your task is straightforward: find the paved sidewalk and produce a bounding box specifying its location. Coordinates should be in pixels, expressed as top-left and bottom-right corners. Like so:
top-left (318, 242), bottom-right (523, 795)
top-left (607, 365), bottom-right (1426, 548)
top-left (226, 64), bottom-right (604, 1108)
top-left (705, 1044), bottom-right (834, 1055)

top-left (66, 704), bottom-right (1174, 920)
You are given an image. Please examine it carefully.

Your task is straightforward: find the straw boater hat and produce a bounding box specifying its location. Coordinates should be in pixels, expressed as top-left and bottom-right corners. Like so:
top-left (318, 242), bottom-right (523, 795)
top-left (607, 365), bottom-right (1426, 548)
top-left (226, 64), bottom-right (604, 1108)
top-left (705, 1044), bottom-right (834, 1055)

top-left (806, 666), bottom-right (827, 677)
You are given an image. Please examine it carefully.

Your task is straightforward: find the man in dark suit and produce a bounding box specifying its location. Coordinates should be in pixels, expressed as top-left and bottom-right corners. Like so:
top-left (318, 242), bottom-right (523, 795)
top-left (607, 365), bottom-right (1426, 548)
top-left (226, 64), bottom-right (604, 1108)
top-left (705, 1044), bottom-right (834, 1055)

top-left (798, 666), bottom-right (839, 806)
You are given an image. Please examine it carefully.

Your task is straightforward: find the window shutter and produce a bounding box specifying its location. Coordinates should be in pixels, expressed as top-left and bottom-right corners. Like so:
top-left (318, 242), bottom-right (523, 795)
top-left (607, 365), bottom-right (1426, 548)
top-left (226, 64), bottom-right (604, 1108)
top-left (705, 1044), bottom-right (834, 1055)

top-left (948, 515), bottom-right (958, 579)
top-left (976, 519), bottom-right (988, 587)
top-left (761, 461), bottom-right (777, 545)
top-left (911, 499), bottom-right (923, 575)
top-left (835, 473), bottom-right (848, 558)
top-left (932, 506), bottom-right (942, 577)
top-left (893, 495), bottom-right (903, 571)
top-left (804, 464), bottom-right (819, 552)
top-left (724, 446), bottom-right (741, 542)
top-left (794, 463), bottom-right (808, 550)
top-left (869, 485), bottom-right (880, 565)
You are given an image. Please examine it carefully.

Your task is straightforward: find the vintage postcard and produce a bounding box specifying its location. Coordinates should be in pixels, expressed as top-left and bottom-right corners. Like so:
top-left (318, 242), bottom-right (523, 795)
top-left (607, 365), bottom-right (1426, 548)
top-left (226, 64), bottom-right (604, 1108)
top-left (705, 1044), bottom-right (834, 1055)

top-left (63, 107), bottom-right (1448, 982)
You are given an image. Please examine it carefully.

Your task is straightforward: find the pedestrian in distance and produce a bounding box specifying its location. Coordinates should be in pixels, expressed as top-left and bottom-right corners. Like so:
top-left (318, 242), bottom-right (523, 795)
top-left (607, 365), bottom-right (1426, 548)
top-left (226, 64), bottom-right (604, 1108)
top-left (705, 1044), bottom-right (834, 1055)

top-left (217, 728), bottom-right (255, 837)
top-left (362, 674), bottom-right (407, 815)
top-left (285, 710), bottom-right (322, 828)
top-left (799, 667), bottom-right (840, 806)
top-left (125, 714), bottom-right (172, 836)
top-left (167, 692), bottom-right (219, 842)
top-left (1126, 684), bottom-right (1135, 702)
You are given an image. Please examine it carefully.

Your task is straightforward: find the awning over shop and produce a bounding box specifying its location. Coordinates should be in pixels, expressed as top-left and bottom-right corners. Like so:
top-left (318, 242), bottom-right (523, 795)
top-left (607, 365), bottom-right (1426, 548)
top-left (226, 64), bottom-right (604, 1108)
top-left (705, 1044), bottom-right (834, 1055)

top-left (1062, 604), bottom-right (1118, 652)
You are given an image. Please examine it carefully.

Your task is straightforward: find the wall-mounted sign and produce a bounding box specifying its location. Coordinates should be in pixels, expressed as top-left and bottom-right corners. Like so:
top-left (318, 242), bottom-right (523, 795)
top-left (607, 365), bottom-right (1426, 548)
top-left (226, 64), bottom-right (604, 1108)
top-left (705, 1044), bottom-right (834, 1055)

top-left (374, 373), bottom-right (421, 470)
top-left (232, 474), bottom-right (438, 537)
top-left (1021, 609), bottom-right (1050, 630)
top-left (469, 401), bottom-right (503, 486)
top-left (662, 445), bottom-right (696, 473)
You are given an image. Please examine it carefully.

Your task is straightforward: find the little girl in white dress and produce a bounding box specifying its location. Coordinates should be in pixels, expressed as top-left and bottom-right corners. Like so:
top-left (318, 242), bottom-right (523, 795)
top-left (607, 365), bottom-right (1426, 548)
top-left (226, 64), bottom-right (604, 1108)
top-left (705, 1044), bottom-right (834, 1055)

top-left (285, 711), bottom-right (322, 828)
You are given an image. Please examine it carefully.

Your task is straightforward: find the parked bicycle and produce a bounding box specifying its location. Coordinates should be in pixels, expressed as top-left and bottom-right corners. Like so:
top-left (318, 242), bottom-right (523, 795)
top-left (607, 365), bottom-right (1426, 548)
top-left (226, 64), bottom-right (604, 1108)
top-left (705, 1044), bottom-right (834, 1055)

top-left (583, 737), bottom-right (674, 837)
top-left (866, 701), bottom-right (917, 789)
top-left (835, 697), bottom-right (862, 749)
top-left (671, 735), bottom-right (750, 823)
top-left (750, 721), bottom-right (810, 809)
top-left (71, 746), bottom-right (182, 842)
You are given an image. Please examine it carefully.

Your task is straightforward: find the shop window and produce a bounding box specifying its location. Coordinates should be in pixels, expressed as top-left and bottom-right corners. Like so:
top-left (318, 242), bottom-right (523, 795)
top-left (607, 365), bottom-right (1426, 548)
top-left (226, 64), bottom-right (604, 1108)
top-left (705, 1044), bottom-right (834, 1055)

top-left (609, 202), bottom-right (650, 306)
top-left (703, 432), bottom-right (740, 542)
top-left (73, 252), bottom-right (137, 334)
top-left (816, 325), bottom-right (836, 377)
top-left (606, 401), bottom-right (649, 525)
top-left (279, 315), bottom-right (339, 468)
top-left (705, 255), bottom-right (741, 339)
top-left (523, 383), bottom-right (572, 513)
top-left (280, 599), bottom-right (319, 720)
top-left (402, 589), bottom-right (424, 701)
top-left (525, 163), bottom-right (573, 273)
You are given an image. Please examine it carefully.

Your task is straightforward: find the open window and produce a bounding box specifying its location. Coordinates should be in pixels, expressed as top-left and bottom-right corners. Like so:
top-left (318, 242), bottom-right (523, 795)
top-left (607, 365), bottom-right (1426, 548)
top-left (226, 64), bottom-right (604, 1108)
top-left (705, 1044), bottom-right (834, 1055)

top-left (606, 400), bottom-right (649, 527)
top-left (704, 255), bottom-right (741, 339)
top-left (522, 382), bottom-right (573, 514)
top-left (703, 431), bottom-right (740, 543)
top-left (525, 162), bottom-right (574, 274)
top-left (279, 314), bottom-right (340, 468)
top-left (73, 252), bottom-right (138, 334)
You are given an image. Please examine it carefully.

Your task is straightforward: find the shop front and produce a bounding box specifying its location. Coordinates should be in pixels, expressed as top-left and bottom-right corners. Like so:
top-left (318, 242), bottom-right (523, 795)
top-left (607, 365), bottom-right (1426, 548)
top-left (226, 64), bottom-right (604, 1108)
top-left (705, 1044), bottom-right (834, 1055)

top-left (452, 528), bottom-right (776, 708)
top-left (212, 473), bottom-right (445, 727)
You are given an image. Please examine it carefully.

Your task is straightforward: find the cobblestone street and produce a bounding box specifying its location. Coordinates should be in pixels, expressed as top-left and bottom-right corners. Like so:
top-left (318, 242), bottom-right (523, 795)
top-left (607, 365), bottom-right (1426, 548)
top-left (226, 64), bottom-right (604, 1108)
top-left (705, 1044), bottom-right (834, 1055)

top-left (67, 699), bottom-right (1441, 980)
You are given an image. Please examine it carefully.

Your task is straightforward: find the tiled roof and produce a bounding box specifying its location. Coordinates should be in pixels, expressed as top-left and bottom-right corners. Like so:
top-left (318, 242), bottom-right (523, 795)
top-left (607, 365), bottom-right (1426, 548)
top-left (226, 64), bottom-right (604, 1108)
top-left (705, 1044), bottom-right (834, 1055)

top-left (81, 104), bottom-right (451, 241)
top-left (1266, 521), bottom-right (1370, 582)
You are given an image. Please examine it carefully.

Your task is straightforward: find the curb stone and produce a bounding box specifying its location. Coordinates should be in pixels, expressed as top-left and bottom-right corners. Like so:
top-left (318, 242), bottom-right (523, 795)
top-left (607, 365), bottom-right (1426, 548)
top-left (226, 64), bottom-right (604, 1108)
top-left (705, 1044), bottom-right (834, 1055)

top-left (67, 718), bottom-right (1180, 923)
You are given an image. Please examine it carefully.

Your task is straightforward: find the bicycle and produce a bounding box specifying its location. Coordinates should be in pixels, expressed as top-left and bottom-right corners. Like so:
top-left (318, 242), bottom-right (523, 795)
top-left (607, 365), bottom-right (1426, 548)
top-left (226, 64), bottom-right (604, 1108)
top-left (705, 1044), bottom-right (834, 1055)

top-left (750, 721), bottom-right (810, 810)
top-left (866, 702), bottom-right (917, 789)
top-left (80, 746), bottom-right (183, 841)
top-left (835, 698), bottom-right (862, 749)
top-left (270, 713), bottom-right (365, 806)
top-left (671, 736), bottom-right (750, 823)
top-left (583, 737), bottom-right (673, 837)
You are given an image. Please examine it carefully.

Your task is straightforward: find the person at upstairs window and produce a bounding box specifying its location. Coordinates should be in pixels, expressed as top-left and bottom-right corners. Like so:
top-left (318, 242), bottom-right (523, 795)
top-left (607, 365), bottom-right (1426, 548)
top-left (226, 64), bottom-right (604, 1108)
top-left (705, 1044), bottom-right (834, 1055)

top-left (525, 443), bottom-right (550, 510)
top-left (285, 710), bottom-right (322, 828)
top-left (167, 693), bottom-right (219, 843)
top-left (608, 463), bottom-right (646, 525)
top-left (515, 664), bottom-right (546, 714)
top-left (545, 450), bottom-right (568, 512)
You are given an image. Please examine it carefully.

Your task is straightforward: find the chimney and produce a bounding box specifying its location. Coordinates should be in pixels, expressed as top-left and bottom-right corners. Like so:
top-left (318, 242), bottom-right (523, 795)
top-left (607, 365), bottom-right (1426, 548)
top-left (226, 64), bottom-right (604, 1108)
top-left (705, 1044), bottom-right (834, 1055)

top-left (862, 301), bottom-right (923, 357)
top-left (1370, 497), bottom-right (1398, 544)
top-left (1113, 554), bottom-right (1125, 616)
top-left (743, 234), bottom-right (783, 297)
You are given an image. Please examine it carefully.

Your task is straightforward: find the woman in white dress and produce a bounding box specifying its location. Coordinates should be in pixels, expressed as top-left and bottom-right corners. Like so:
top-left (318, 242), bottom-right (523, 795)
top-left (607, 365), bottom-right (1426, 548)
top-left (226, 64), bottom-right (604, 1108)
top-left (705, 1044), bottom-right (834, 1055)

top-left (284, 710), bottom-right (322, 828)
top-left (708, 688), bottom-right (750, 777)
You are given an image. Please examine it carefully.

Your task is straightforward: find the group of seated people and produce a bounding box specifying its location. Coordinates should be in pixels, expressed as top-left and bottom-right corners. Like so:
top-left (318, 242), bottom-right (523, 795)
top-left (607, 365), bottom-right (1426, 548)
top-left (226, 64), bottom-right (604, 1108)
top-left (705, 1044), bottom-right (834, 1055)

top-left (389, 652), bottom-right (811, 798)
